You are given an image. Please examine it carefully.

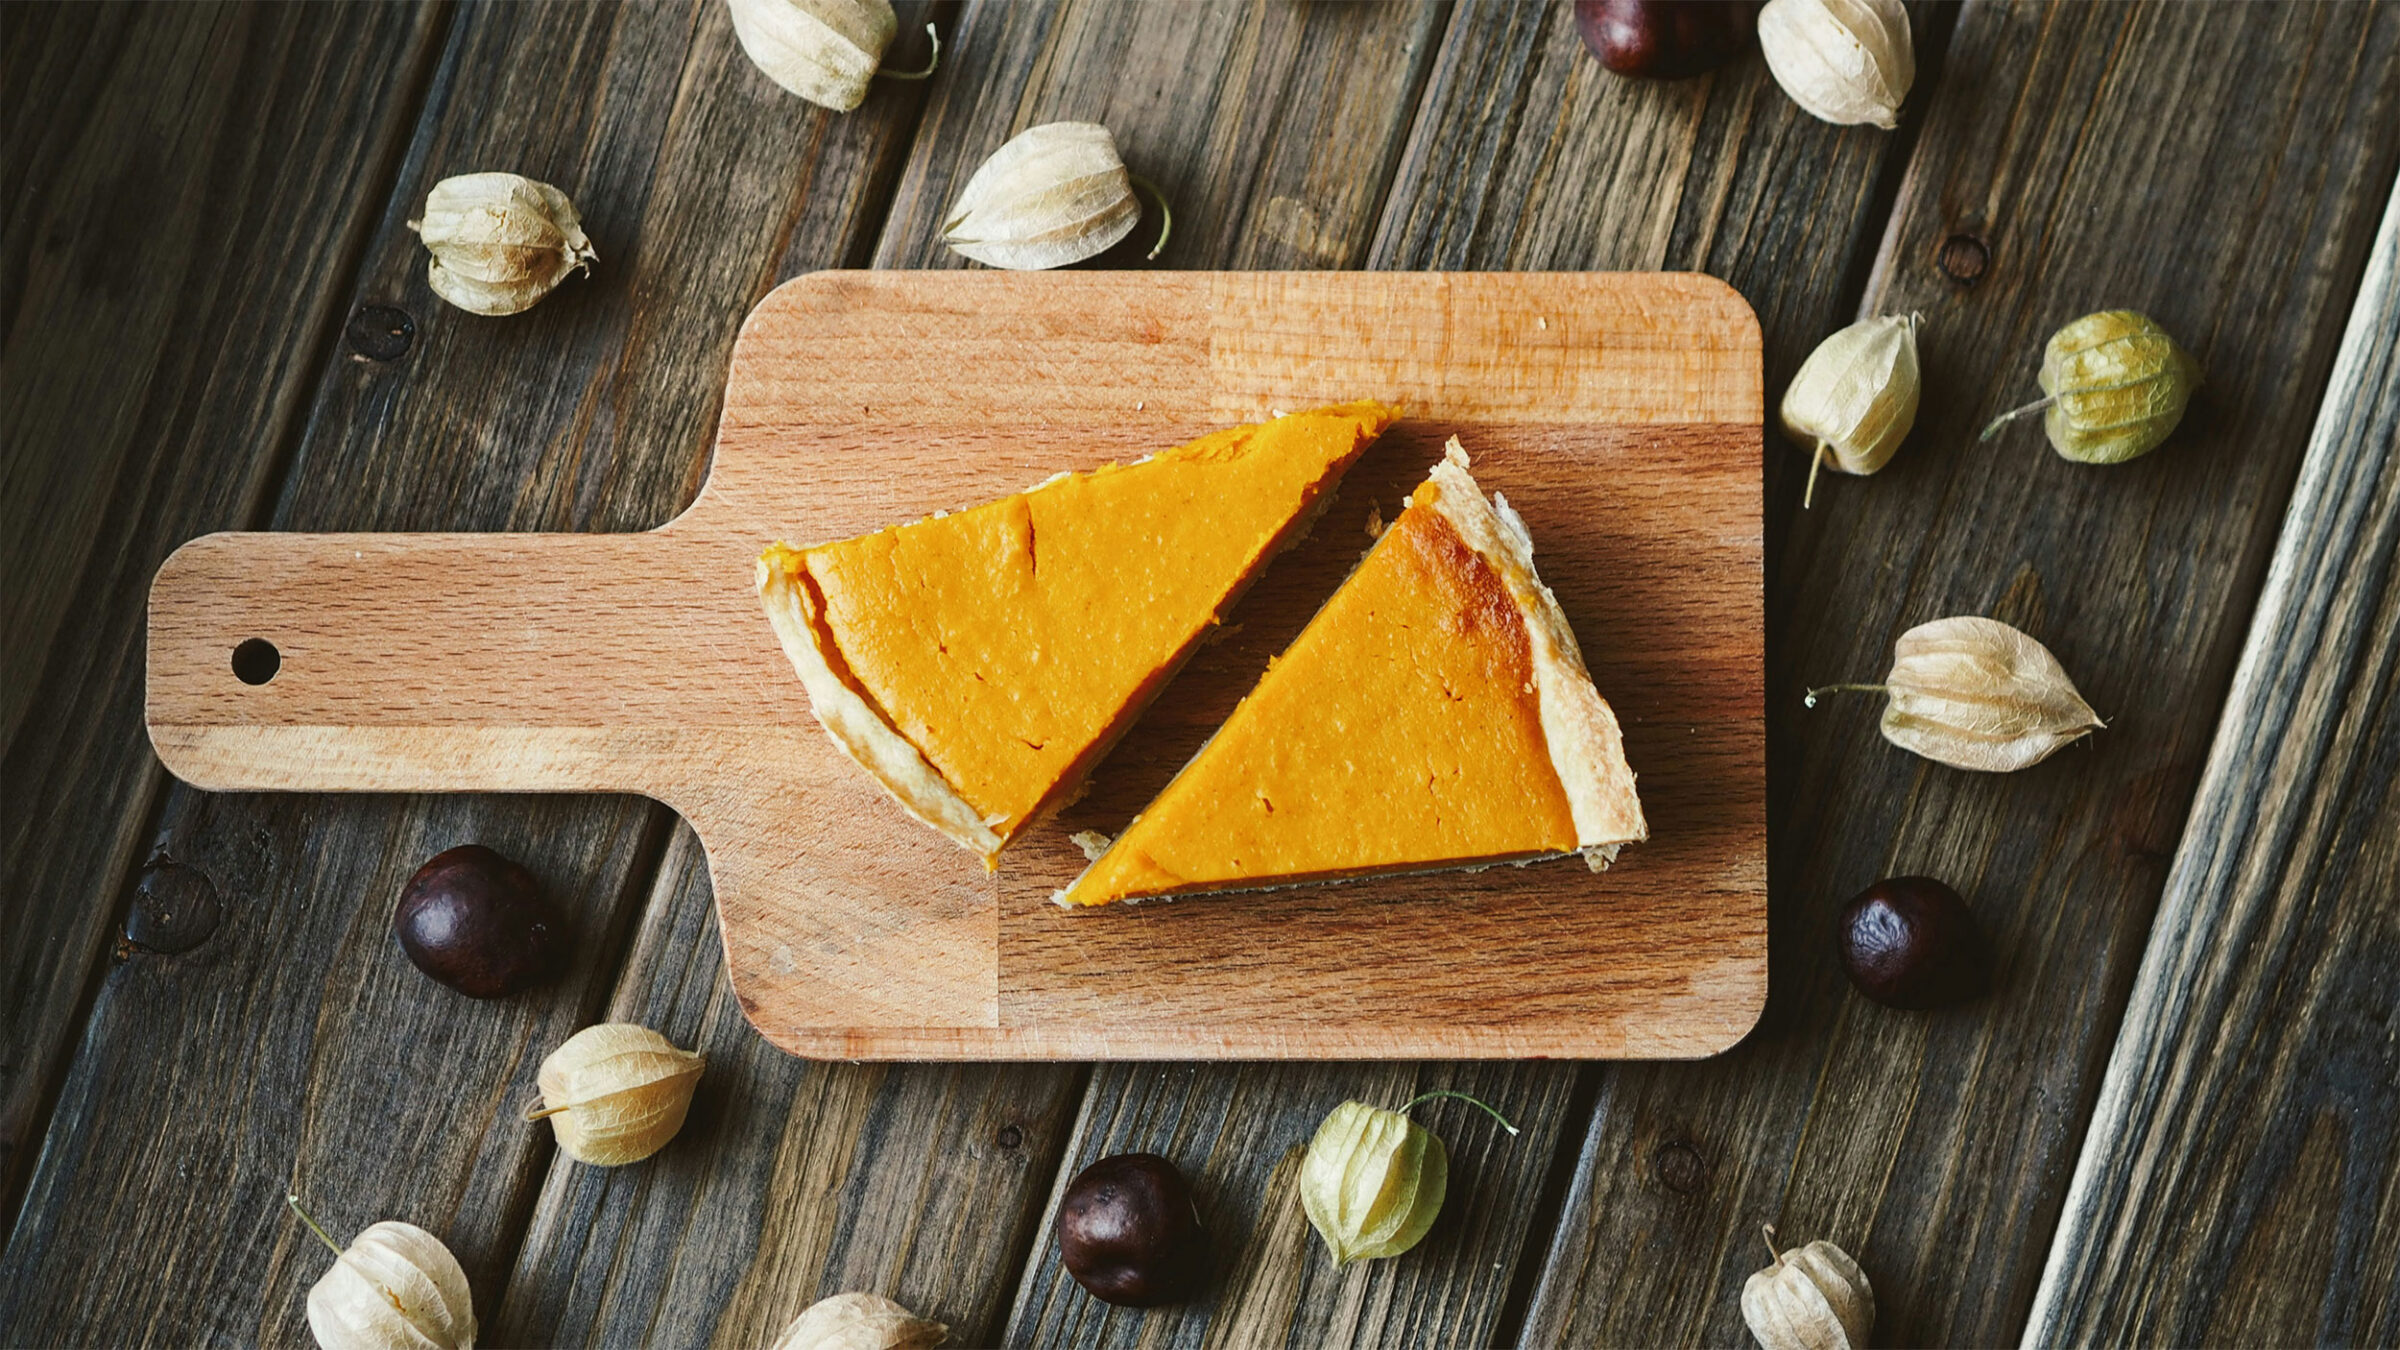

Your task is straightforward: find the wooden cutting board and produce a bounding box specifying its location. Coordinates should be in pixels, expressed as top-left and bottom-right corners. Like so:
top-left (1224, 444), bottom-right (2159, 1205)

top-left (148, 271), bottom-right (1764, 1060)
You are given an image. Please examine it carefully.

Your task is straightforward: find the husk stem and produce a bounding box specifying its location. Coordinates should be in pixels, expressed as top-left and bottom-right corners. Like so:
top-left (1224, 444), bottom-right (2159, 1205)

top-left (1129, 173), bottom-right (1173, 261)
top-left (1803, 682), bottom-right (1889, 708)
top-left (287, 1193), bottom-right (345, 1259)
top-left (1400, 1089), bottom-right (1519, 1136)
top-left (878, 24), bottom-right (940, 80)
top-left (1804, 443), bottom-right (1828, 509)
top-left (1980, 394), bottom-right (2055, 441)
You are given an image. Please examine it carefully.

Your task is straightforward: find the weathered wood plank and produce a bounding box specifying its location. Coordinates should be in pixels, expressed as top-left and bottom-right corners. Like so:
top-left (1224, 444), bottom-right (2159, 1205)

top-left (0, 793), bottom-right (663, 1346)
top-left (17, 5), bottom-right (2394, 1346)
top-left (0, 0), bottom-right (445, 1232)
top-left (1004, 2), bottom-right (1945, 1344)
top-left (2024, 176), bottom-right (2400, 1350)
top-left (493, 826), bottom-right (1085, 1348)
top-left (0, 0), bottom-right (936, 1341)
top-left (1010, 1064), bottom-right (1587, 1349)
top-left (873, 0), bottom-right (1449, 272)
top-left (492, 2), bottom-right (1456, 1342)
top-left (1523, 3), bottom-right (2400, 1346)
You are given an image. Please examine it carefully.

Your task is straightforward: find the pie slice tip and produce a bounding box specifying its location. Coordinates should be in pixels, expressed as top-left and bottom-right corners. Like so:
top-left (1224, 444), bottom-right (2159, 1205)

top-left (757, 543), bottom-right (1007, 861)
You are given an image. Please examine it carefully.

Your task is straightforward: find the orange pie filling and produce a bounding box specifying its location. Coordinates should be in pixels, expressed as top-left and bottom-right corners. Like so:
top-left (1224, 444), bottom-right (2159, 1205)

top-left (1057, 437), bottom-right (1644, 906)
top-left (758, 401), bottom-right (1399, 862)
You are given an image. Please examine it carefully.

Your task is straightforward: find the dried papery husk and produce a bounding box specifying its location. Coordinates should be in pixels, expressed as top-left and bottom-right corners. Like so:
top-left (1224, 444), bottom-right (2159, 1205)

top-left (408, 172), bottom-right (595, 317)
top-left (1298, 1091), bottom-right (1515, 1264)
top-left (726, 0), bottom-right (918, 112)
top-left (288, 1195), bottom-right (477, 1350)
top-left (769, 1291), bottom-right (947, 1350)
top-left (941, 122), bottom-right (1157, 271)
top-left (1982, 310), bottom-right (2202, 464)
top-left (1741, 1225), bottom-right (1874, 1350)
top-left (1757, 0), bottom-right (1913, 129)
top-left (1781, 313), bottom-right (1922, 507)
top-left (1809, 616), bottom-right (2104, 772)
top-left (1299, 1101), bottom-right (1445, 1264)
top-left (527, 1023), bottom-right (704, 1166)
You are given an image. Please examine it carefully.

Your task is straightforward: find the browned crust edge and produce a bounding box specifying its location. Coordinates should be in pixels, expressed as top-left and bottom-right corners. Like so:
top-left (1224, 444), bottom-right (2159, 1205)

top-left (1411, 437), bottom-right (1648, 865)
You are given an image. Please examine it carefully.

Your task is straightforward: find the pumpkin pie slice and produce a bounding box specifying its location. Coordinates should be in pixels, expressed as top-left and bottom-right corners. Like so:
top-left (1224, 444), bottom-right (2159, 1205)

top-left (757, 401), bottom-right (1398, 863)
top-left (1056, 437), bottom-right (1644, 907)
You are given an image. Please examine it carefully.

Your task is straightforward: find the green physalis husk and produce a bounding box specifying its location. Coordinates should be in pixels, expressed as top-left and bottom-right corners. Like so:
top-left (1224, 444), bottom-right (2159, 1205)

top-left (1298, 1091), bottom-right (1515, 1265)
top-left (1982, 310), bottom-right (2201, 464)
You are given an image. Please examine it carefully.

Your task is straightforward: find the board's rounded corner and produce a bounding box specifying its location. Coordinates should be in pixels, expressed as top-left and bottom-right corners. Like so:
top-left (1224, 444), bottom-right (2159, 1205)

top-left (145, 532), bottom-right (263, 785)
top-left (1698, 960), bottom-right (1770, 1059)
top-left (742, 268), bottom-right (868, 329)
top-left (140, 722), bottom-right (227, 793)
top-left (1686, 273), bottom-right (1763, 424)
top-left (1677, 271), bottom-right (1763, 351)
top-left (725, 984), bottom-right (820, 1058)
top-left (150, 529), bottom-right (248, 594)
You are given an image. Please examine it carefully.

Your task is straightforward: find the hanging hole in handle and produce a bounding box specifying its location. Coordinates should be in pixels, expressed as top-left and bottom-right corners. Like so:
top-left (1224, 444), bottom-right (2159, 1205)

top-left (231, 638), bottom-right (280, 685)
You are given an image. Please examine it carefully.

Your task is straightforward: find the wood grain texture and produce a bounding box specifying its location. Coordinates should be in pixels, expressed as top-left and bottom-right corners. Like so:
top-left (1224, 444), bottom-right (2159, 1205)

top-left (0, 793), bottom-right (664, 1346)
top-left (1001, 1), bottom-right (1932, 1344)
top-left (0, 0), bottom-right (444, 1227)
top-left (15, 5), bottom-right (2397, 1348)
top-left (495, 7), bottom-right (1472, 1339)
top-left (492, 824), bottom-right (1085, 1349)
top-left (871, 0), bottom-right (1450, 273)
top-left (2023, 177), bottom-right (2400, 1350)
top-left (0, 1), bottom-right (937, 1342)
top-left (144, 270), bottom-right (1767, 1057)
top-left (1332, 7), bottom-right (1961, 1347)
top-left (1524, 2), bottom-right (2400, 1347)
top-left (1008, 1064), bottom-right (1578, 1349)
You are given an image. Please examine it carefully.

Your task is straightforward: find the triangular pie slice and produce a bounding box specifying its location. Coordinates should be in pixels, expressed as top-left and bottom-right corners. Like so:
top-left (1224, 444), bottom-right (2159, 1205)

top-left (758, 401), bottom-right (1399, 863)
top-left (1056, 437), bottom-right (1644, 907)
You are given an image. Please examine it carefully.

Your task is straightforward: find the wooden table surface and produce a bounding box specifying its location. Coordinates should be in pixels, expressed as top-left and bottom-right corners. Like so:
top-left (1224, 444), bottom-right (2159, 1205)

top-left (2, 2), bottom-right (2394, 1346)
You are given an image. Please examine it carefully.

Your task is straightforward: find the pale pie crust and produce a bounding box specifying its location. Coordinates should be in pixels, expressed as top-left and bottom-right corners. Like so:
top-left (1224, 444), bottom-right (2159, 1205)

top-left (756, 546), bottom-right (1006, 861)
top-left (1418, 437), bottom-right (1647, 866)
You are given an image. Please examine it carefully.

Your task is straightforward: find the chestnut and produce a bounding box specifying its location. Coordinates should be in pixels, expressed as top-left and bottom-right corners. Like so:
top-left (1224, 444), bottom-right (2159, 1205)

top-left (394, 844), bottom-right (568, 998)
top-left (1055, 1152), bottom-right (1207, 1306)
top-left (1575, 0), bottom-right (1760, 80)
top-left (1836, 876), bottom-right (1988, 1009)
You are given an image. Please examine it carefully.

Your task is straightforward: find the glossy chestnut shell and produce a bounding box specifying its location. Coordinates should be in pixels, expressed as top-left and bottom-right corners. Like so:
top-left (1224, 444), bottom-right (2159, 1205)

top-left (1575, 0), bottom-right (1760, 80)
top-left (1056, 1152), bottom-right (1208, 1306)
top-left (1837, 876), bottom-right (1989, 1009)
top-left (394, 844), bottom-right (568, 998)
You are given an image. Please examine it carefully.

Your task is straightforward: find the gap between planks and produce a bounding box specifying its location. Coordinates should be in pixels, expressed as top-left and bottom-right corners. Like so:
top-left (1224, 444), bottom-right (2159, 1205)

top-left (2025, 166), bottom-right (2400, 1350)
top-left (0, 0), bottom-right (459, 1241)
top-left (2, 0), bottom-right (955, 1335)
top-left (995, 0), bottom-right (1967, 1344)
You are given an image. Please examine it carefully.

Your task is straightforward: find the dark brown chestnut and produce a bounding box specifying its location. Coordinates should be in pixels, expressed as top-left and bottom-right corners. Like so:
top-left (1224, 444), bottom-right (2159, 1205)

top-left (1837, 876), bottom-right (1989, 1009)
top-left (394, 845), bottom-right (568, 998)
top-left (1575, 0), bottom-right (1760, 80)
top-left (1056, 1152), bottom-right (1207, 1306)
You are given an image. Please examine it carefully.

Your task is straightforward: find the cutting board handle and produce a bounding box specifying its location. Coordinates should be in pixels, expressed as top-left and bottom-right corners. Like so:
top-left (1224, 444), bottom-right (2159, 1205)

top-left (135, 270), bottom-right (1769, 1055)
top-left (144, 527), bottom-right (789, 795)
top-left (144, 525), bottom-right (1006, 1031)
